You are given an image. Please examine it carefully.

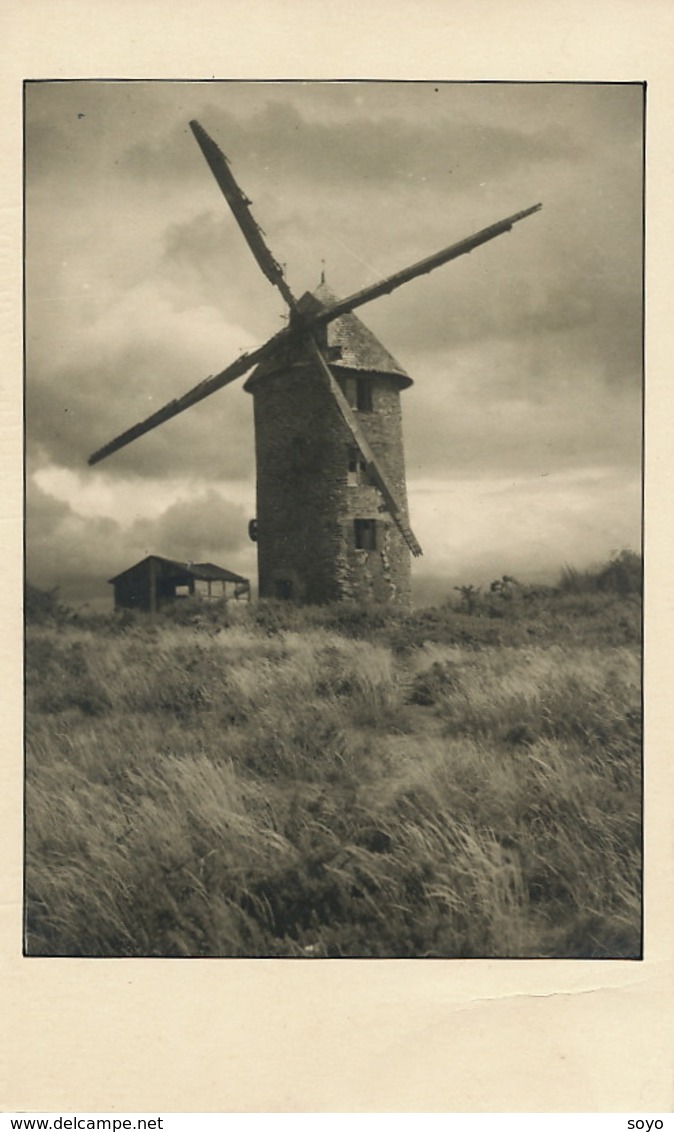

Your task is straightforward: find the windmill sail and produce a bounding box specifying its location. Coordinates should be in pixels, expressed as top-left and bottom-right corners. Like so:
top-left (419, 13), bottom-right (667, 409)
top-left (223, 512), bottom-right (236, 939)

top-left (189, 120), bottom-right (296, 310)
top-left (313, 204), bottom-right (542, 326)
top-left (88, 203), bottom-right (542, 472)
top-left (88, 326), bottom-right (290, 466)
top-left (89, 120), bottom-right (543, 576)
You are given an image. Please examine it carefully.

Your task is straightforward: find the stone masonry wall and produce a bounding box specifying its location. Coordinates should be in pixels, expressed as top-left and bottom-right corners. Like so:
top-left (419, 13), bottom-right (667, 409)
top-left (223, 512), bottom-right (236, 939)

top-left (249, 359), bottom-right (412, 607)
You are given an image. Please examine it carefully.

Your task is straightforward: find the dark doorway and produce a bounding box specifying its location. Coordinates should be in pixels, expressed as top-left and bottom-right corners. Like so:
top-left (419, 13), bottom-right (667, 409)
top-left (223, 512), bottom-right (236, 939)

top-left (274, 578), bottom-right (294, 600)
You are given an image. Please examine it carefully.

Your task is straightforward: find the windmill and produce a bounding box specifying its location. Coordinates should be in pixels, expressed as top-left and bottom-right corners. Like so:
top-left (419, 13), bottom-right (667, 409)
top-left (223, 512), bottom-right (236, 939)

top-left (89, 120), bottom-right (541, 606)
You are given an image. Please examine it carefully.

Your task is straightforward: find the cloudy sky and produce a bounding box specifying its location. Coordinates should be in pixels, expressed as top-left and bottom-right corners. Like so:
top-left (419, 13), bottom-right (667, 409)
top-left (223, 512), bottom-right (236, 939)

top-left (25, 80), bottom-right (643, 607)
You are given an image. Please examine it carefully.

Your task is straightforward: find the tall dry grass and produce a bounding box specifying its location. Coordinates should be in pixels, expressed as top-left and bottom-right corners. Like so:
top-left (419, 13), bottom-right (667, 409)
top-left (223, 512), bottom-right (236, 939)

top-left (25, 596), bottom-right (641, 958)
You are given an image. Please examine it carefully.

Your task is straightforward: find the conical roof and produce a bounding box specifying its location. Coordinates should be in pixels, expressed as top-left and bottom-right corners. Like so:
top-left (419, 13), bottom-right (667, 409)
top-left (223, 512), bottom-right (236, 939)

top-left (244, 280), bottom-right (412, 390)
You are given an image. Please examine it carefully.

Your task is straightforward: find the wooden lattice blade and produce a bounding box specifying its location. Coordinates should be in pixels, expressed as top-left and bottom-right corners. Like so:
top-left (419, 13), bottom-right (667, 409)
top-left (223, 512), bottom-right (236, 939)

top-left (314, 204), bottom-right (543, 327)
top-left (189, 120), bottom-right (297, 311)
top-left (87, 327), bottom-right (290, 466)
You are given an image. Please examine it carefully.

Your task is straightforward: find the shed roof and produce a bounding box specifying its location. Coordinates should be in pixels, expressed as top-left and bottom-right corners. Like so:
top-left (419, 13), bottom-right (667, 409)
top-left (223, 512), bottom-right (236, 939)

top-left (190, 561), bottom-right (250, 584)
top-left (108, 555), bottom-right (249, 586)
top-left (244, 281), bottom-right (412, 390)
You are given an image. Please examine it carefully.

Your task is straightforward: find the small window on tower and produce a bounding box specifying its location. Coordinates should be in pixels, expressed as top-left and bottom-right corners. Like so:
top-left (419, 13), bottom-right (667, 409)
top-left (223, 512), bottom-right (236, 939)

top-left (339, 375), bottom-right (357, 407)
top-left (347, 447), bottom-right (367, 486)
top-left (338, 375), bottom-right (372, 411)
top-left (354, 518), bottom-right (377, 550)
top-left (356, 379), bottom-right (373, 412)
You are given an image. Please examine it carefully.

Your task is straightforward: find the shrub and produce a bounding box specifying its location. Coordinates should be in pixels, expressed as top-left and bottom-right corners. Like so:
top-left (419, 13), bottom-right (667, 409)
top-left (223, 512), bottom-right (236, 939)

top-left (558, 550), bottom-right (642, 596)
top-left (596, 549), bottom-right (642, 595)
top-left (25, 583), bottom-right (73, 626)
top-left (157, 596), bottom-right (232, 630)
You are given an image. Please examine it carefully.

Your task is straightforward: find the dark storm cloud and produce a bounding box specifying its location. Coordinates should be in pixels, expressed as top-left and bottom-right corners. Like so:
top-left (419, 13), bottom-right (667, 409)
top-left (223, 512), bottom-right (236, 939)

top-left (158, 211), bottom-right (284, 339)
top-left (404, 384), bottom-right (641, 481)
top-left (120, 99), bottom-right (583, 195)
top-left (27, 479), bottom-right (120, 591)
top-left (26, 279), bottom-right (257, 481)
top-left (26, 357), bottom-right (255, 480)
top-left (25, 81), bottom-right (187, 193)
top-left (376, 262), bottom-right (642, 393)
top-left (402, 348), bottom-right (641, 481)
top-left (132, 491), bottom-right (247, 560)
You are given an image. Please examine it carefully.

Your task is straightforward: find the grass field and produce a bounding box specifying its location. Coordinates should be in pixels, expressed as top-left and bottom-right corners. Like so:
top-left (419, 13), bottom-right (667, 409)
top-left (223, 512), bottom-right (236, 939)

top-left (24, 558), bottom-right (642, 958)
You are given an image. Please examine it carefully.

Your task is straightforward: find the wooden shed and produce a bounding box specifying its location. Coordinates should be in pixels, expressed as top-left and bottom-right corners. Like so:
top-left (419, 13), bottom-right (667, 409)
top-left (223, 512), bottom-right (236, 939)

top-left (109, 556), bottom-right (250, 613)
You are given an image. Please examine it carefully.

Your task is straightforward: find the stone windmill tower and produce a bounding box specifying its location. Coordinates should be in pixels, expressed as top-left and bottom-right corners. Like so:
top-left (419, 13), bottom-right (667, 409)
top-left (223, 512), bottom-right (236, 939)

top-left (89, 121), bottom-right (541, 606)
top-left (244, 280), bottom-right (415, 605)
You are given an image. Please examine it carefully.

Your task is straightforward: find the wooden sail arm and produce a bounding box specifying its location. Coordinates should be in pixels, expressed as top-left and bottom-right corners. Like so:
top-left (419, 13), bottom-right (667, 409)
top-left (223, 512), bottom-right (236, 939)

top-left (190, 120), bottom-right (297, 311)
top-left (87, 325), bottom-right (290, 466)
top-left (313, 204), bottom-right (543, 327)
